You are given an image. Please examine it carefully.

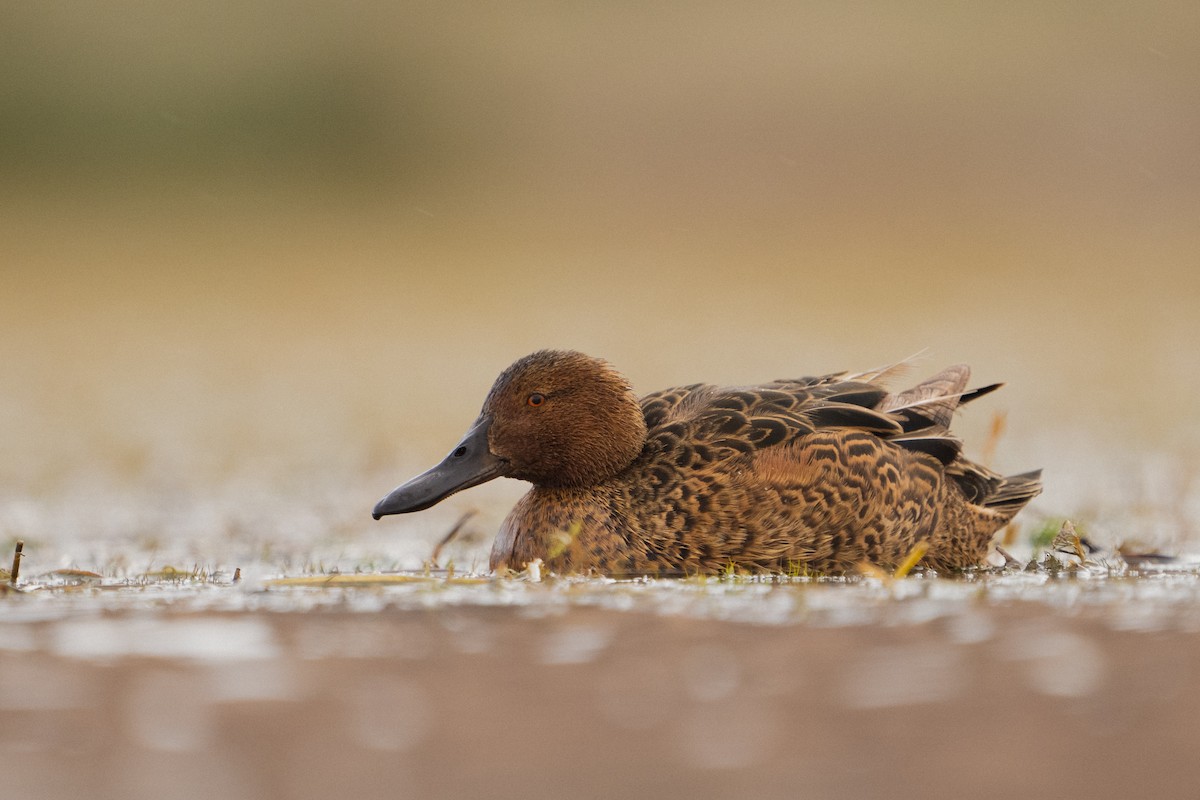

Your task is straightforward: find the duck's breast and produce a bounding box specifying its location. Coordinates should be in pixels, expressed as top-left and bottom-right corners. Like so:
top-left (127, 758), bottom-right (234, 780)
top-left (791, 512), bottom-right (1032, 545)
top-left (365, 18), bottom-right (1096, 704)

top-left (489, 486), bottom-right (630, 572)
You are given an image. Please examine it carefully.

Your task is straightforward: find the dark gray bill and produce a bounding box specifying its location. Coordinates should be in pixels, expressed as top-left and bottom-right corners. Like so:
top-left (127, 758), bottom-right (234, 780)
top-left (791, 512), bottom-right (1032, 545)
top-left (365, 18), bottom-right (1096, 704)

top-left (372, 417), bottom-right (505, 518)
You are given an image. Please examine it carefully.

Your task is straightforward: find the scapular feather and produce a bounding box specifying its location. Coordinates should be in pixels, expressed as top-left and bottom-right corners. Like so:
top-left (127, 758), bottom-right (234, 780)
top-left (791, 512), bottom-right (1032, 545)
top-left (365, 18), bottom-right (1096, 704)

top-left (804, 402), bottom-right (904, 435)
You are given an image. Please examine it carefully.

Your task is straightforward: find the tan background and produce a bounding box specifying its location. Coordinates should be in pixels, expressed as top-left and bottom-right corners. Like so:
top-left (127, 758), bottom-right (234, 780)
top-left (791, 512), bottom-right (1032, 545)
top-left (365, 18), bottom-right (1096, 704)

top-left (3, 2), bottom-right (1198, 562)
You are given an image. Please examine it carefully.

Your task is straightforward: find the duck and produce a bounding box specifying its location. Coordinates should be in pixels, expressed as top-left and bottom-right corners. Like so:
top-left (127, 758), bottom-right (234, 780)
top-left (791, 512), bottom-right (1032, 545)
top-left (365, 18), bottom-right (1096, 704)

top-left (372, 350), bottom-right (1042, 576)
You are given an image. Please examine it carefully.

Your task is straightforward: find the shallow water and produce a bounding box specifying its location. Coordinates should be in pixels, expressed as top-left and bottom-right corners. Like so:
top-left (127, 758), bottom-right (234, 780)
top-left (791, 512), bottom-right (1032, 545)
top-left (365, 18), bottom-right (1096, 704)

top-left (4, 568), bottom-right (1200, 799)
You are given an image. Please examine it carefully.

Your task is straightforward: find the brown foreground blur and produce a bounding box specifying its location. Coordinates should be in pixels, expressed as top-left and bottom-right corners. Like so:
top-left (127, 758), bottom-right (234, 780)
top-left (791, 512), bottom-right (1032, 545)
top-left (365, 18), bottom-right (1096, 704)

top-left (3, 594), bottom-right (1199, 800)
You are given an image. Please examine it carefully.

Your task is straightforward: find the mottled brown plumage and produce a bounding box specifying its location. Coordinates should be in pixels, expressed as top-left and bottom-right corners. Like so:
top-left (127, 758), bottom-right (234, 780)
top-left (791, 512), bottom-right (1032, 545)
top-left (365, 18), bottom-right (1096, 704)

top-left (373, 350), bottom-right (1042, 576)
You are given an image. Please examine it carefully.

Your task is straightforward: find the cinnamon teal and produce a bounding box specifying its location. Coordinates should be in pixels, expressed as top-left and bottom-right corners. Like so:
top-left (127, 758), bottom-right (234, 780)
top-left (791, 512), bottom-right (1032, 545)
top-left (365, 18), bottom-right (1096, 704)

top-left (372, 350), bottom-right (1042, 576)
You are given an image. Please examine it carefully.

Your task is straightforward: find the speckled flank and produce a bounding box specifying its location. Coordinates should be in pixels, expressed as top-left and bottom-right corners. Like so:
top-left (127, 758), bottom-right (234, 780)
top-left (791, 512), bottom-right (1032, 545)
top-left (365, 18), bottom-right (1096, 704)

top-left (415, 350), bottom-right (1041, 576)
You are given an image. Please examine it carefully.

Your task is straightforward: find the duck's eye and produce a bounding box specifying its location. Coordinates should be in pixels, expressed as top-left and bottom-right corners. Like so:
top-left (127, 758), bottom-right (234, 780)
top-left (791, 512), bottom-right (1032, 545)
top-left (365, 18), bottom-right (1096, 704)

top-left (527, 392), bottom-right (546, 407)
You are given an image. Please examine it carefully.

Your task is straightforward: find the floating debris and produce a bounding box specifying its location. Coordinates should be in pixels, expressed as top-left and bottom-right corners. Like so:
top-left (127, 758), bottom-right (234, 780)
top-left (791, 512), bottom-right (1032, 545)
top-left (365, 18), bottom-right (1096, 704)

top-left (45, 569), bottom-right (105, 587)
top-left (856, 561), bottom-right (890, 580)
top-left (993, 545), bottom-right (1022, 569)
top-left (265, 573), bottom-right (490, 588)
top-left (525, 558), bottom-right (544, 583)
top-left (141, 566), bottom-right (197, 582)
top-left (10, 540), bottom-right (23, 585)
top-left (1117, 543), bottom-right (1177, 568)
top-left (1051, 520), bottom-right (1087, 562)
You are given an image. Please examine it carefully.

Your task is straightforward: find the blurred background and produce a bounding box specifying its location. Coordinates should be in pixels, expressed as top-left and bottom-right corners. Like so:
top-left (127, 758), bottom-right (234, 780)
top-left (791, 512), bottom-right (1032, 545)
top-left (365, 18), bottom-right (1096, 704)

top-left (2, 1), bottom-right (1198, 569)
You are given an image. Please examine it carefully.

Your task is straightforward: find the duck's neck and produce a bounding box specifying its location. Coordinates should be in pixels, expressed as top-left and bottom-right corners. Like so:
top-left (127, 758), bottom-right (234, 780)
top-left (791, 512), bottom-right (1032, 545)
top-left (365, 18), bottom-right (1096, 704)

top-left (522, 408), bottom-right (647, 489)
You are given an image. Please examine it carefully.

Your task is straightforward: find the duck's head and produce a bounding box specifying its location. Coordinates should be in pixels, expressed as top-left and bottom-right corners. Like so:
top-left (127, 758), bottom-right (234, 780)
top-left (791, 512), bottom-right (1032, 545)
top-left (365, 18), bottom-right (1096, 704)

top-left (372, 350), bottom-right (647, 518)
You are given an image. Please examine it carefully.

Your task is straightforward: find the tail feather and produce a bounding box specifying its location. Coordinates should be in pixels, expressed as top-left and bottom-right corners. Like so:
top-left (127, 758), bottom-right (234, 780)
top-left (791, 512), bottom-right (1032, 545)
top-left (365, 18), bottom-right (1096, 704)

top-left (985, 469), bottom-right (1044, 509)
top-left (947, 461), bottom-right (1042, 510)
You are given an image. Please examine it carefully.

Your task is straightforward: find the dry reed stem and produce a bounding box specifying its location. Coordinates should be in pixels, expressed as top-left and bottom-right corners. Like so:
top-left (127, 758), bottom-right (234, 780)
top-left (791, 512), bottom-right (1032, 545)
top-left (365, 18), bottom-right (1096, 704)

top-left (10, 540), bottom-right (22, 585)
top-left (431, 510), bottom-right (477, 566)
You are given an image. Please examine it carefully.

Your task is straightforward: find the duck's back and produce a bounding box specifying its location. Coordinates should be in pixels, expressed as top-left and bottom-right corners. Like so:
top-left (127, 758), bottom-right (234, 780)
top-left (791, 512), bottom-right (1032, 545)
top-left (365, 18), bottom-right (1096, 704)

top-left (641, 369), bottom-right (1035, 574)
